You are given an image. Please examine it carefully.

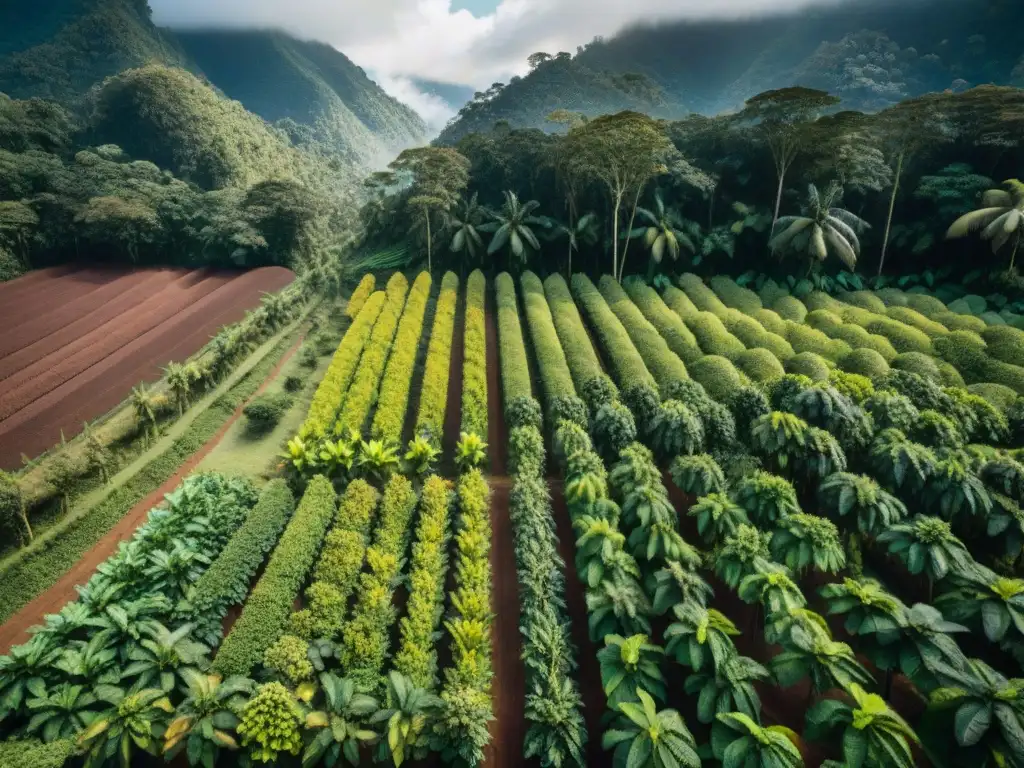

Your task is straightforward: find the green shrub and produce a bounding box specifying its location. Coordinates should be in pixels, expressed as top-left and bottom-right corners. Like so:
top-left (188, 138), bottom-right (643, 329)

top-left (948, 294), bottom-right (988, 315)
top-left (753, 308), bottom-right (787, 335)
top-left (496, 272), bottom-right (532, 406)
top-left (875, 288), bottom-right (909, 307)
top-left (771, 295), bottom-right (808, 322)
top-left (835, 303), bottom-right (879, 326)
top-left (283, 375), bottom-right (303, 393)
top-left (544, 274), bottom-right (604, 389)
top-left (244, 392), bottom-right (293, 431)
top-left (829, 370), bottom-right (874, 403)
top-left (805, 310), bottom-right (843, 331)
top-left (0, 470), bottom-right (29, 546)
top-left (891, 352), bottom-right (942, 383)
top-left (661, 282), bottom-right (700, 317)
top-left (719, 308), bottom-right (794, 360)
top-left (785, 352), bottom-right (831, 382)
top-left (509, 425), bottom-right (546, 477)
top-left (337, 273), bottom-right (414, 435)
top-left (684, 310), bottom-right (747, 360)
top-left (824, 323), bottom-right (898, 361)
top-left (299, 291), bottom-right (386, 439)
top-left (347, 274), bottom-right (376, 318)
top-left (506, 396), bottom-right (543, 431)
top-left (593, 400), bottom-right (638, 458)
top-left (864, 391), bottom-right (919, 433)
top-left (690, 356), bottom-right (743, 403)
top-left (967, 383), bottom-right (1020, 410)
top-left (934, 331), bottom-right (989, 379)
top-left (864, 317), bottom-right (933, 355)
top-left (736, 348), bottom-right (786, 383)
top-left (600, 275), bottom-right (688, 390)
top-left (982, 360), bottom-right (1024, 395)
top-left (263, 634), bottom-right (314, 685)
top-left (184, 480), bottom-right (295, 645)
top-left (415, 272), bottom-right (459, 444)
top-left (522, 272), bottom-right (580, 419)
top-left (462, 270), bottom-right (488, 440)
top-left (710, 275), bottom-right (762, 313)
top-left (371, 271), bottom-right (433, 443)
top-left (572, 274), bottom-right (657, 394)
top-left (904, 293), bottom-right (947, 316)
top-left (679, 273), bottom-right (727, 313)
top-left (886, 306), bottom-right (950, 338)
top-left (839, 290), bottom-right (887, 313)
top-left (758, 279), bottom-right (789, 306)
top-left (839, 348), bottom-right (890, 378)
top-left (624, 277), bottom-right (703, 363)
top-left (879, 370), bottom-right (953, 412)
top-left (785, 321), bottom-right (851, 362)
top-left (394, 475), bottom-right (453, 691)
top-left (214, 476), bottom-right (337, 677)
top-left (340, 475), bottom-right (418, 692)
top-left (936, 361), bottom-right (966, 388)
top-left (932, 311), bottom-right (987, 333)
top-left (0, 739), bottom-right (76, 768)
top-left (983, 326), bottom-right (1024, 367)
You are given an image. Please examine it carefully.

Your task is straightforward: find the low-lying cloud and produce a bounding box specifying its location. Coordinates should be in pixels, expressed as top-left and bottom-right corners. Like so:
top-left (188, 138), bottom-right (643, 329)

top-left (150, 0), bottom-right (851, 125)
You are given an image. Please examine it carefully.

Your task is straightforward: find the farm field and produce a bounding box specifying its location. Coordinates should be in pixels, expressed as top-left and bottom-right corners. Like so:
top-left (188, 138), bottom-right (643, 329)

top-left (0, 265), bottom-right (295, 469)
top-left (2, 267), bottom-right (1024, 768)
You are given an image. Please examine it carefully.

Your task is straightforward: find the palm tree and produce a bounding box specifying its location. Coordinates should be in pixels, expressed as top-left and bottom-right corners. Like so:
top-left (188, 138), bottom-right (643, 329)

top-left (598, 634), bottom-right (666, 708)
top-left (82, 422), bottom-right (112, 484)
top-left (548, 212), bottom-right (598, 278)
top-left (601, 689), bottom-right (701, 768)
top-left (131, 383), bottom-right (159, 445)
top-left (770, 183), bottom-right (868, 271)
top-left (165, 362), bottom-right (200, 417)
top-left (805, 684), bottom-right (918, 768)
top-left (448, 193), bottom-right (487, 267)
top-left (78, 686), bottom-right (173, 767)
top-left (479, 191), bottom-right (547, 271)
top-left (664, 602), bottom-right (739, 673)
top-left (303, 673), bottom-right (380, 767)
top-left (164, 672), bottom-right (255, 768)
top-left (946, 179), bottom-right (1024, 269)
top-left (687, 654), bottom-right (772, 724)
top-left (711, 712), bottom-right (804, 767)
top-left (771, 622), bottom-right (874, 695)
top-left (877, 516), bottom-right (974, 599)
top-left (25, 682), bottom-right (98, 743)
top-left (627, 190), bottom-right (695, 280)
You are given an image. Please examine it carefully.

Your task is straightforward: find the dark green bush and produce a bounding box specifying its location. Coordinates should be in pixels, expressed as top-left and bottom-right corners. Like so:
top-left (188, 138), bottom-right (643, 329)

top-left (891, 352), bottom-right (942, 383)
top-left (967, 383), bottom-right (1020, 411)
top-left (244, 392), bottom-right (294, 431)
top-left (283, 375), bottom-right (303, 393)
top-left (736, 348), bottom-right (786, 383)
top-left (838, 348), bottom-right (891, 378)
top-left (690, 355), bottom-right (743, 402)
top-left (784, 352), bottom-right (831, 382)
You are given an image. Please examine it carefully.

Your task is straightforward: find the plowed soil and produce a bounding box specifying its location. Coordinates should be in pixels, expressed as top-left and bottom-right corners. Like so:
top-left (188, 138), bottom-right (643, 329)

top-left (0, 265), bottom-right (293, 469)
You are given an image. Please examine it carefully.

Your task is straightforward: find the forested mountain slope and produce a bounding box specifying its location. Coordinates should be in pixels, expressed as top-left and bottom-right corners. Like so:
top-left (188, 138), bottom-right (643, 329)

top-left (0, 0), bottom-right (427, 167)
top-left (437, 0), bottom-right (1023, 144)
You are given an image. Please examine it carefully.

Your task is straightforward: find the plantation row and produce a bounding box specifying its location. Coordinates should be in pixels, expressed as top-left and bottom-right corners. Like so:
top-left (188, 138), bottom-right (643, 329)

top-left (485, 269), bottom-right (1024, 768)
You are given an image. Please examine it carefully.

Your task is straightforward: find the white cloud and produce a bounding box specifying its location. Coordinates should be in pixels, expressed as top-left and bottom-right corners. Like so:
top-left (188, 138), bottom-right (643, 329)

top-left (151, 0), bottom-right (850, 122)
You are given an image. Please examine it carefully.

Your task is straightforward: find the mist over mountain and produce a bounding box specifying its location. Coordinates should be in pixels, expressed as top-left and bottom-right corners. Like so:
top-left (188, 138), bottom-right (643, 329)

top-left (436, 0), bottom-right (1023, 144)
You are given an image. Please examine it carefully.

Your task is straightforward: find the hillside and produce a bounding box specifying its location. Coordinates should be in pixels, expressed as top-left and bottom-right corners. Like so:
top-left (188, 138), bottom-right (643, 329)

top-left (0, 0), bottom-right (427, 168)
top-left (437, 0), bottom-right (1023, 144)
top-left (175, 31), bottom-right (427, 167)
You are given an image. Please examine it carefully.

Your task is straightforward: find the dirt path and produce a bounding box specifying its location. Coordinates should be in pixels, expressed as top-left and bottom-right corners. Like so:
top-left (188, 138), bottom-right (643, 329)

top-left (0, 330), bottom-right (306, 654)
top-left (482, 289), bottom-right (525, 768)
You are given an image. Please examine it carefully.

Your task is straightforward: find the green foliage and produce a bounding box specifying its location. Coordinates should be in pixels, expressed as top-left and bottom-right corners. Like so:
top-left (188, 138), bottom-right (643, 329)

top-left (649, 399), bottom-right (703, 460)
top-left (771, 513), bottom-right (846, 574)
top-left (0, 469), bottom-right (30, 546)
top-left (711, 712), bottom-right (803, 767)
top-left (689, 493), bottom-right (749, 547)
top-left (593, 401), bottom-right (638, 460)
top-left (243, 392), bottom-right (293, 432)
top-left (936, 567), bottom-right (1024, 655)
top-left (623, 277), bottom-right (703, 363)
top-left (522, 271), bottom-right (581, 420)
top-left (371, 272), bottom-right (433, 444)
top-left (236, 681), bottom-right (304, 763)
top-left (869, 428), bottom-right (937, 493)
top-left (598, 634), bottom-right (666, 708)
top-left (263, 634), bottom-right (313, 686)
top-left (415, 272), bottom-right (459, 445)
top-left (496, 272), bottom-right (533, 405)
top-left (373, 672), bottom-right (441, 767)
top-left (733, 471), bottom-right (799, 527)
top-left (347, 274), bottom-right (376, 319)
top-left (601, 688), bottom-right (700, 768)
top-left (679, 307), bottom-right (747, 360)
top-left (805, 684), bottom-right (918, 768)
top-left (818, 472), bottom-right (907, 536)
top-left (689, 355), bottom-right (743, 403)
top-left (461, 270), bottom-right (488, 440)
top-left (670, 454), bottom-right (726, 498)
top-left (302, 673), bottom-right (379, 768)
top-left (543, 274), bottom-right (605, 391)
top-left (714, 524), bottom-right (772, 589)
top-left (736, 348), bottom-right (786, 383)
top-left (300, 291), bottom-right (386, 441)
top-left (394, 476), bottom-right (452, 692)
top-left (664, 601), bottom-right (739, 673)
top-left (771, 620), bottom-right (873, 695)
top-left (213, 476), bottom-right (336, 677)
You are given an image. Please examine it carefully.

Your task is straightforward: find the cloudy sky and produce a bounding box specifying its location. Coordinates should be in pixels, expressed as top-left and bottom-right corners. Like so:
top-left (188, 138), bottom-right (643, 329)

top-left (150, 0), bottom-right (845, 125)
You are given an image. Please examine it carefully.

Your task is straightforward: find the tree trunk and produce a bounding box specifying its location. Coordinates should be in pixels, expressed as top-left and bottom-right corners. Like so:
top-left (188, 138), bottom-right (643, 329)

top-left (879, 152), bottom-right (904, 278)
top-left (425, 211), bottom-right (432, 274)
top-left (612, 191), bottom-right (622, 279)
top-left (619, 184), bottom-right (645, 282)
top-left (19, 509), bottom-right (33, 544)
top-left (771, 169), bottom-right (786, 235)
top-left (708, 188), bottom-right (716, 230)
top-left (567, 239), bottom-right (573, 280)
top-left (1010, 233), bottom-right (1020, 271)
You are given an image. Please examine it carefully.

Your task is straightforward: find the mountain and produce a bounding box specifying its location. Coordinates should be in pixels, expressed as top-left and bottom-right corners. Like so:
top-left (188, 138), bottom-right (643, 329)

top-left (0, 0), bottom-right (427, 168)
top-left (176, 31), bottom-right (427, 167)
top-left (411, 78), bottom-right (477, 111)
top-left (437, 0), bottom-right (1023, 145)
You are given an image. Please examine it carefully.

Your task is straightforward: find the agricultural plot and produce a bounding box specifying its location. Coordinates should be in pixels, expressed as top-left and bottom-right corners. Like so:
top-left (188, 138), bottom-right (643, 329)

top-left (0, 265), bottom-right (294, 468)
top-left (3, 266), bottom-right (1024, 768)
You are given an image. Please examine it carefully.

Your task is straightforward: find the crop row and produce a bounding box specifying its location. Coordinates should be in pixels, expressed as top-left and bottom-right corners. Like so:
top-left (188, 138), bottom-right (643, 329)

top-left (495, 272), bottom-right (532, 405)
top-left (339, 474), bottom-right (418, 694)
top-left (542, 274), bottom-right (604, 390)
top-left (335, 273), bottom-right (412, 435)
top-left (461, 270), bottom-right (488, 441)
top-left (371, 272), bottom-right (433, 444)
top-left (183, 479), bottom-right (296, 646)
top-left (414, 271), bottom-right (459, 446)
top-left (435, 469), bottom-right (493, 767)
top-left (346, 274), bottom-right (376, 319)
top-left (393, 475), bottom-right (453, 691)
top-left (299, 290), bottom-right (386, 440)
top-left (213, 475), bottom-right (337, 677)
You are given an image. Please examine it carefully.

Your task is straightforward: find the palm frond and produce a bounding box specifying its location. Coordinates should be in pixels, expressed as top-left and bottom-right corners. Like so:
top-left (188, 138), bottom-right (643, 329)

top-left (828, 208), bottom-right (869, 233)
top-left (982, 189), bottom-right (1013, 208)
top-left (946, 207), bottom-right (1006, 239)
top-left (825, 215), bottom-right (862, 254)
top-left (824, 225), bottom-right (857, 270)
top-left (770, 217), bottom-right (813, 252)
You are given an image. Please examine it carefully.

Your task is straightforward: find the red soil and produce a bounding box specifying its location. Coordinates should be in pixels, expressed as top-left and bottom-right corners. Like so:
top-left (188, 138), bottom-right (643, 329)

top-left (0, 329), bottom-right (306, 654)
top-left (0, 266), bottom-right (293, 469)
top-left (483, 289), bottom-right (526, 768)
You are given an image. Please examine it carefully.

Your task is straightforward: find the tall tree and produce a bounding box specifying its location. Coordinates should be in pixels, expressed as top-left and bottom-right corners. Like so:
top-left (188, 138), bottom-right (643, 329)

top-left (738, 87), bottom-right (841, 232)
top-left (562, 111), bottom-right (672, 280)
top-left (873, 93), bottom-right (950, 275)
top-left (479, 191), bottom-right (547, 272)
top-left (381, 147), bottom-right (470, 273)
top-left (448, 193), bottom-right (487, 266)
